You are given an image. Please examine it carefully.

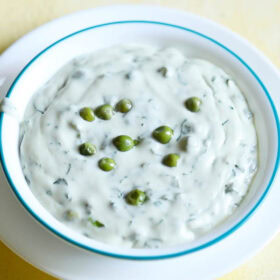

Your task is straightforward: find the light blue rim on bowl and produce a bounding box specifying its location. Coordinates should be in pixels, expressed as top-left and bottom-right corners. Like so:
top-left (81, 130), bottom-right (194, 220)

top-left (0, 20), bottom-right (279, 260)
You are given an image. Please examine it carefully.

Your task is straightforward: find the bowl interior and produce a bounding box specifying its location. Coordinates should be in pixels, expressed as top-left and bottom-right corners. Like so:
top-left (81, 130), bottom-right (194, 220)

top-left (0, 21), bottom-right (278, 258)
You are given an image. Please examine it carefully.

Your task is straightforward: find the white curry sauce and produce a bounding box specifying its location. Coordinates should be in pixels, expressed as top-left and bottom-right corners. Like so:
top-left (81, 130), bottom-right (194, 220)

top-left (19, 45), bottom-right (258, 248)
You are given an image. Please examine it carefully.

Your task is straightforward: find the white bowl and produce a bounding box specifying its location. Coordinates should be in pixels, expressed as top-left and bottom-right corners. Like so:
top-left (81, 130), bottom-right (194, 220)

top-left (0, 20), bottom-right (279, 260)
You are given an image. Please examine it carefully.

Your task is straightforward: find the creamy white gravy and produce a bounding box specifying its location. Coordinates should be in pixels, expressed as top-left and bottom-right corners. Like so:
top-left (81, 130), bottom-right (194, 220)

top-left (19, 45), bottom-right (257, 248)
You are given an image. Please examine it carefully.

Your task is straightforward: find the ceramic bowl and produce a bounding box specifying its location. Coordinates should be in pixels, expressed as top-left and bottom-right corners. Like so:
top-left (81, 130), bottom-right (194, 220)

top-left (0, 20), bottom-right (279, 260)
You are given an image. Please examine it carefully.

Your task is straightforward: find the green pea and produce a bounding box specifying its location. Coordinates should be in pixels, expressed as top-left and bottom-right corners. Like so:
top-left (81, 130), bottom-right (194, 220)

top-left (65, 210), bottom-right (78, 221)
top-left (116, 98), bottom-right (133, 113)
top-left (162, 153), bottom-right (180, 167)
top-left (79, 142), bottom-right (96, 156)
top-left (98, 157), bottom-right (116, 172)
top-left (79, 107), bottom-right (95, 122)
top-left (88, 217), bottom-right (105, 228)
top-left (113, 135), bottom-right (135, 152)
top-left (125, 189), bottom-right (147, 206)
top-left (95, 104), bottom-right (114, 120)
top-left (152, 126), bottom-right (173, 144)
top-left (185, 97), bottom-right (202, 112)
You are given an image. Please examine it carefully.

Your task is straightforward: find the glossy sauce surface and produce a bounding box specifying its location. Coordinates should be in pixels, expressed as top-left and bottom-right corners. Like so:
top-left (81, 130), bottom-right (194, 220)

top-left (19, 45), bottom-right (258, 248)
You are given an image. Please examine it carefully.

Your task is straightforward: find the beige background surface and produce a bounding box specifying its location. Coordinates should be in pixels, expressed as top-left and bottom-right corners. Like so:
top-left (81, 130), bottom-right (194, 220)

top-left (0, 0), bottom-right (280, 279)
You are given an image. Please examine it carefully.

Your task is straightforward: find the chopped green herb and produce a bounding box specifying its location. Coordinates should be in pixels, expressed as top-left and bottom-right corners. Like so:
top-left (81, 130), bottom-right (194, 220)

top-left (65, 210), bottom-right (78, 221)
top-left (88, 217), bottom-right (105, 228)
top-left (157, 67), bottom-right (168, 77)
top-left (53, 178), bottom-right (68, 185)
top-left (222, 120), bottom-right (229, 126)
top-left (225, 183), bottom-right (234, 194)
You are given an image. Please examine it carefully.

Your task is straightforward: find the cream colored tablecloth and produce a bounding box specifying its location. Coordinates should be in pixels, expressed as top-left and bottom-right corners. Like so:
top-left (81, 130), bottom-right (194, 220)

top-left (0, 1), bottom-right (280, 279)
